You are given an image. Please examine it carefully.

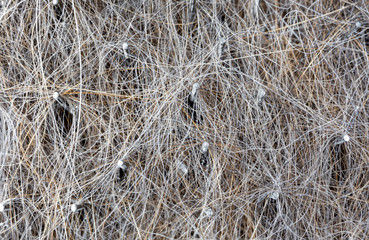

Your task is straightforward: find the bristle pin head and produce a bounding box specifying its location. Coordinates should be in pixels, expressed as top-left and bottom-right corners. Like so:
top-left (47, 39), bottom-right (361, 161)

top-left (122, 42), bottom-right (128, 50)
top-left (70, 204), bottom-right (77, 212)
top-left (343, 134), bottom-right (350, 142)
top-left (201, 142), bottom-right (209, 154)
top-left (53, 92), bottom-right (59, 100)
